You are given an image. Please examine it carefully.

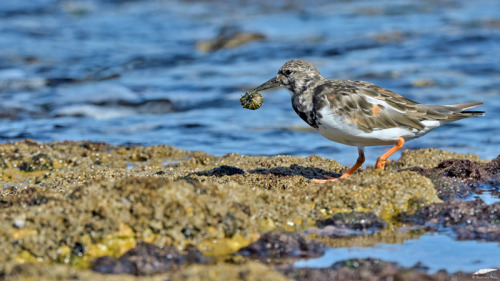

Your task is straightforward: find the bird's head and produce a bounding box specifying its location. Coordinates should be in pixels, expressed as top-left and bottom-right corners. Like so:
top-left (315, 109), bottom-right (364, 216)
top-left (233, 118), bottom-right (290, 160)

top-left (252, 59), bottom-right (322, 95)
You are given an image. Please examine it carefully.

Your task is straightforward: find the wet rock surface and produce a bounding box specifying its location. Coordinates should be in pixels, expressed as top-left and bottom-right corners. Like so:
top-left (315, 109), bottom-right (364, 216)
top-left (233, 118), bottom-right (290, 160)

top-left (401, 154), bottom-right (500, 200)
top-left (316, 212), bottom-right (386, 231)
top-left (401, 199), bottom-right (500, 241)
top-left (196, 26), bottom-right (265, 53)
top-left (92, 242), bottom-right (209, 275)
top-left (236, 230), bottom-right (325, 260)
top-left (395, 153), bottom-right (500, 242)
top-left (278, 258), bottom-right (474, 281)
top-left (307, 212), bottom-right (386, 236)
top-left (0, 140), bottom-right (497, 280)
top-left (195, 165), bottom-right (245, 177)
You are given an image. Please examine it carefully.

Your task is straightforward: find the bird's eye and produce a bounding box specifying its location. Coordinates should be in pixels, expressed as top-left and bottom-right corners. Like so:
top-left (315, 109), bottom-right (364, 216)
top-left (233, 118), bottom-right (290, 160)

top-left (284, 70), bottom-right (293, 76)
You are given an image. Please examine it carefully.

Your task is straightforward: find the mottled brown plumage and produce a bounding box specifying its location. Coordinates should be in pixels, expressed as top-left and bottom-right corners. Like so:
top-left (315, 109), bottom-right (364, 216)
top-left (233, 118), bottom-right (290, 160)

top-left (317, 80), bottom-right (483, 133)
top-left (250, 59), bottom-right (484, 183)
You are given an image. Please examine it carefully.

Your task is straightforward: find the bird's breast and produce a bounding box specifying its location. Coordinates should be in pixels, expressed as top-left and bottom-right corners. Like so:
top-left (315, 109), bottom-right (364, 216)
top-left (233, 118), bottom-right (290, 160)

top-left (291, 95), bottom-right (320, 128)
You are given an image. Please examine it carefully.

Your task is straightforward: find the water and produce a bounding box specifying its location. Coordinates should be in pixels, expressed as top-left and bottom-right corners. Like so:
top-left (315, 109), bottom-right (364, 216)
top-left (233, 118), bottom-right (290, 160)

top-left (1, 0), bottom-right (499, 274)
top-left (295, 233), bottom-right (500, 274)
top-left (464, 184), bottom-right (500, 205)
top-left (0, 0), bottom-right (499, 165)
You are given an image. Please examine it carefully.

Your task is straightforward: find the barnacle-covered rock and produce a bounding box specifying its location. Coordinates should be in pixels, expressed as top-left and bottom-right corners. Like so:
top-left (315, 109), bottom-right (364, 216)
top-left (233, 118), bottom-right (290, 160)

top-left (1, 140), bottom-right (492, 280)
top-left (240, 90), bottom-right (263, 110)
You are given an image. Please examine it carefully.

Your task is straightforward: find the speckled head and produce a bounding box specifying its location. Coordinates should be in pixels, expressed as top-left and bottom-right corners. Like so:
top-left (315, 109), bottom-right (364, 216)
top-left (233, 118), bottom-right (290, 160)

top-left (277, 60), bottom-right (322, 93)
top-left (252, 59), bottom-right (324, 95)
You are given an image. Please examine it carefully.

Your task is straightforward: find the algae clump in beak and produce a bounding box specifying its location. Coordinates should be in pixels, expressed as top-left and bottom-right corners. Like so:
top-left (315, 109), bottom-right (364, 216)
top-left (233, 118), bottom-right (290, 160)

top-left (240, 90), bottom-right (263, 110)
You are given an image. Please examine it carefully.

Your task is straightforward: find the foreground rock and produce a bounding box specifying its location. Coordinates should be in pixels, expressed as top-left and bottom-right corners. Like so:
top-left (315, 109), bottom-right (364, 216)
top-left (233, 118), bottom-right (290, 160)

top-left (92, 242), bottom-right (209, 275)
top-left (396, 149), bottom-right (499, 200)
top-left (5, 261), bottom-right (292, 281)
top-left (0, 140), bottom-right (497, 280)
top-left (236, 230), bottom-right (325, 261)
top-left (278, 258), bottom-right (474, 281)
top-left (401, 199), bottom-right (500, 241)
top-left (307, 211), bottom-right (386, 236)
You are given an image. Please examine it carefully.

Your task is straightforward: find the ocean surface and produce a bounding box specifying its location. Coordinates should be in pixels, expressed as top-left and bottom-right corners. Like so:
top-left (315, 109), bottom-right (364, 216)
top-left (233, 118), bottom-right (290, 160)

top-left (1, 0), bottom-right (499, 165)
top-left (1, 0), bottom-right (499, 273)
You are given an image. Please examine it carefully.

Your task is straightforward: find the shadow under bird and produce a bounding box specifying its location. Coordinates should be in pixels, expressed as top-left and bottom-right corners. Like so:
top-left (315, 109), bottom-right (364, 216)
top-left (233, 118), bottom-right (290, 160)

top-left (248, 59), bottom-right (484, 183)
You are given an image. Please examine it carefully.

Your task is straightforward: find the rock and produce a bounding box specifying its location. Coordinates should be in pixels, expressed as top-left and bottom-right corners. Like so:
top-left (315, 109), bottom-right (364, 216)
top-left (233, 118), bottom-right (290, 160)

top-left (92, 242), bottom-right (209, 275)
top-left (196, 165), bottom-right (245, 177)
top-left (196, 27), bottom-right (265, 53)
top-left (0, 141), bottom-right (486, 280)
top-left (402, 155), bottom-right (500, 200)
top-left (278, 258), bottom-right (470, 281)
top-left (316, 211), bottom-right (386, 230)
top-left (400, 199), bottom-right (500, 241)
top-left (170, 261), bottom-right (291, 281)
top-left (236, 230), bottom-right (325, 260)
top-left (240, 90), bottom-right (264, 110)
top-left (396, 148), bottom-right (486, 170)
top-left (4, 261), bottom-right (290, 281)
top-left (411, 79), bottom-right (435, 87)
top-left (12, 218), bottom-right (25, 229)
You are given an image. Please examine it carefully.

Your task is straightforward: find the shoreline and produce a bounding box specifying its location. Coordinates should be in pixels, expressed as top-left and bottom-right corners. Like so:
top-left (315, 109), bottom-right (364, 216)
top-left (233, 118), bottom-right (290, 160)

top-left (0, 139), bottom-right (498, 280)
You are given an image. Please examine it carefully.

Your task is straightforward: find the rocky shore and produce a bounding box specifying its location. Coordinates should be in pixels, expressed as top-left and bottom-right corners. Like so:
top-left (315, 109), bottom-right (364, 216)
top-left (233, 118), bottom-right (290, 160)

top-left (0, 140), bottom-right (498, 280)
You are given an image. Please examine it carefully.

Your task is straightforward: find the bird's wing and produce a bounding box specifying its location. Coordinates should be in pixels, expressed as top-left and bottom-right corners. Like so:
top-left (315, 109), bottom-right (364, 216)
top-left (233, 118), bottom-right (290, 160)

top-left (314, 80), bottom-right (450, 133)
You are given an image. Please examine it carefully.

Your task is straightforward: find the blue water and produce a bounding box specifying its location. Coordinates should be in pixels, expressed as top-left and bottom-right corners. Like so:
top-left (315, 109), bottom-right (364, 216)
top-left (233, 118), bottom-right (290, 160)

top-left (295, 233), bottom-right (500, 274)
top-left (0, 0), bottom-right (499, 165)
top-left (1, 0), bottom-right (500, 274)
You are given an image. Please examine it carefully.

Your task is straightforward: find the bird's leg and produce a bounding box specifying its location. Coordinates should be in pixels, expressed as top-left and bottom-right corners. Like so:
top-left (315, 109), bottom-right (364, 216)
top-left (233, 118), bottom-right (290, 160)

top-left (374, 137), bottom-right (405, 170)
top-left (312, 147), bottom-right (365, 183)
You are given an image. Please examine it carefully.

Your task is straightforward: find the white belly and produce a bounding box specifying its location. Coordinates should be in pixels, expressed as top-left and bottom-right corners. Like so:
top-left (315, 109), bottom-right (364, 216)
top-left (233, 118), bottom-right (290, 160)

top-left (315, 108), bottom-right (441, 147)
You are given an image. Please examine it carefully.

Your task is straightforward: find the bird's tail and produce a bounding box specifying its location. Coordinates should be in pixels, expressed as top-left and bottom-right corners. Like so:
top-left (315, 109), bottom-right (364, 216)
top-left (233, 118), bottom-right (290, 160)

top-left (447, 102), bottom-right (485, 117)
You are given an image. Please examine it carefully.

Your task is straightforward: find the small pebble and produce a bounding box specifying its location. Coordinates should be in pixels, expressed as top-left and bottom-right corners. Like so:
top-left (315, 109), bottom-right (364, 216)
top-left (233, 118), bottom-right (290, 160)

top-left (13, 218), bottom-right (26, 229)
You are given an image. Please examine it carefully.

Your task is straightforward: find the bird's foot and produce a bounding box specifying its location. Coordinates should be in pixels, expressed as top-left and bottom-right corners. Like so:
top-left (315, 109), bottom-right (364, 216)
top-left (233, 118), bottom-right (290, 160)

top-left (374, 159), bottom-right (390, 170)
top-left (375, 137), bottom-right (404, 169)
top-left (310, 175), bottom-right (338, 183)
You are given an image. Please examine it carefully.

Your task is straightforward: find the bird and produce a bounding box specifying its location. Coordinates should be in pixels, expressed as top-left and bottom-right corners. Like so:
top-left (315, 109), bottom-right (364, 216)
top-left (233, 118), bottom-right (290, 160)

top-left (250, 59), bottom-right (484, 183)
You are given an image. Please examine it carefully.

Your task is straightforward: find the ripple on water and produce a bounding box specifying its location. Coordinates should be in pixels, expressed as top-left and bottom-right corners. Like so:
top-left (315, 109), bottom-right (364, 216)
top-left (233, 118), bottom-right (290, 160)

top-left (295, 233), bottom-right (500, 274)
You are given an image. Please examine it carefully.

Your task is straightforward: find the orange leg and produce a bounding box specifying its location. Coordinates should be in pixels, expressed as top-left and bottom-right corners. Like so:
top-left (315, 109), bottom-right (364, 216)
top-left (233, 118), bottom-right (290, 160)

top-left (312, 147), bottom-right (365, 183)
top-left (374, 137), bottom-right (405, 170)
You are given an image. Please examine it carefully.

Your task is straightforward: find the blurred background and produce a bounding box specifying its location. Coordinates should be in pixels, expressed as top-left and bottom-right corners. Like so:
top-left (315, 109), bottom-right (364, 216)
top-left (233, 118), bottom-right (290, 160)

top-left (0, 0), bottom-right (499, 165)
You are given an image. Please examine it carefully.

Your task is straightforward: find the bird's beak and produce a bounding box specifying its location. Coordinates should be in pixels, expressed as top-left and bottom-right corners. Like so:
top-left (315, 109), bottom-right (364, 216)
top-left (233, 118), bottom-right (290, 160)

top-left (253, 76), bottom-right (280, 91)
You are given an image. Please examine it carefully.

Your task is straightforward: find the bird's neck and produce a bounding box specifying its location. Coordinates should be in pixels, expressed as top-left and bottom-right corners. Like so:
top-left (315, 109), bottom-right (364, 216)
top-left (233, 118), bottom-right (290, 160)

top-left (287, 76), bottom-right (324, 97)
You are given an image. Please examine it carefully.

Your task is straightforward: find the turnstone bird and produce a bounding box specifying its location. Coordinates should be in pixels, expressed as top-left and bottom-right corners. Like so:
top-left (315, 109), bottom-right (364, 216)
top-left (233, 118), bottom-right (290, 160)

top-left (250, 59), bottom-right (484, 183)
